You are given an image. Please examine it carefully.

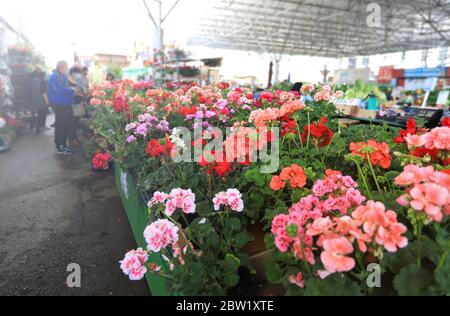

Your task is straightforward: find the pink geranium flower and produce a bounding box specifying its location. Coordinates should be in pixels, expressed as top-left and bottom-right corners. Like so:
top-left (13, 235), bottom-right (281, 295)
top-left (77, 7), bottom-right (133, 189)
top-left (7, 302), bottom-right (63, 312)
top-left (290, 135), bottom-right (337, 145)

top-left (143, 219), bottom-right (179, 253)
top-left (213, 189), bottom-right (244, 213)
top-left (396, 165), bottom-right (450, 223)
top-left (410, 184), bottom-right (447, 222)
top-left (405, 134), bottom-right (425, 149)
top-left (292, 240), bottom-right (316, 265)
top-left (119, 248), bottom-right (149, 281)
top-left (289, 272), bottom-right (305, 288)
top-left (306, 217), bottom-right (334, 237)
top-left (148, 191), bottom-right (169, 208)
top-left (166, 188), bottom-right (196, 215)
top-left (320, 237), bottom-right (355, 273)
top-left (422, 126), bottom-right (450, 150)
top-left (395, 165), bottom-right (434, 186)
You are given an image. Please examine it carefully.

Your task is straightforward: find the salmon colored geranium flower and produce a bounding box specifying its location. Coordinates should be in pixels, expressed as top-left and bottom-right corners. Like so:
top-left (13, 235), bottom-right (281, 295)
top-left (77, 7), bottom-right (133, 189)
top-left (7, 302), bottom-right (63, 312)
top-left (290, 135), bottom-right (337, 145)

top-left (368, 140), bottom-right (391, 169)
top-left (280, 100), bottom-right (305, 117)
top-left (395, 165), bottom-right (450, 223)
top-left (279, 164), bottom-right (307, 189)
top-left (375, 219), bottom-right (408, 253)
top-left (320, 237), bottom-right (355, 273)
top-left (350, 139), bottom-right (392, 169)
top-left (270, 175), bottom-right (286, 191)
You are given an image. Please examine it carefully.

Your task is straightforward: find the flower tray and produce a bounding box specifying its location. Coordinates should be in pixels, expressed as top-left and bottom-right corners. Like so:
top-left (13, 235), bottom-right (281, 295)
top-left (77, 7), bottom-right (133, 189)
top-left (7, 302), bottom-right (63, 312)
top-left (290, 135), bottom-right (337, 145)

top-left (114, 163), bottom-right (170, 296)
top-left (114, 162), bottom-right (284, 296)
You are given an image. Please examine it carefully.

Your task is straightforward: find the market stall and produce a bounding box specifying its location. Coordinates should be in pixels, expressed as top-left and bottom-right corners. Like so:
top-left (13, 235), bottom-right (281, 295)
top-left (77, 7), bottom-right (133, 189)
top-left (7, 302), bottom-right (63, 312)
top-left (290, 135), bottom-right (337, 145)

top-left (0, 23), bottom-right (13, 151)
top-left (0, 15), bottom-right (45, 150)
top-left (88, 79), bottom-right (449, 296)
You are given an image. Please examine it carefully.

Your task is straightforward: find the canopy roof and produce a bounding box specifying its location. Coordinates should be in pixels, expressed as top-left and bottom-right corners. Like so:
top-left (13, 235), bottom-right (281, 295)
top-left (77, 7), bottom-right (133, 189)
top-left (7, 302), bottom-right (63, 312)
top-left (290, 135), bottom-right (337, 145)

top-left (187, 0), bottom-right (450, 58)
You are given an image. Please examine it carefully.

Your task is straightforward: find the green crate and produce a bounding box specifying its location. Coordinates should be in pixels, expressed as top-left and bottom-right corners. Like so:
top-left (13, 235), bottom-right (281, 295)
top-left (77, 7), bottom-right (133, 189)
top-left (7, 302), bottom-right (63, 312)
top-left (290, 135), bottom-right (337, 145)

top-left (114, 163), bottom-right (170, 296)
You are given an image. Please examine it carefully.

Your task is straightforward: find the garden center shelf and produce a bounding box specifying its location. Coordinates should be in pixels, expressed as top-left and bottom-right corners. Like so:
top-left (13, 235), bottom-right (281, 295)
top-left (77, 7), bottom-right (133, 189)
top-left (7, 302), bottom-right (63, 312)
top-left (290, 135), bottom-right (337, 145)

top-left (336, 115), bottom-right (405, 128)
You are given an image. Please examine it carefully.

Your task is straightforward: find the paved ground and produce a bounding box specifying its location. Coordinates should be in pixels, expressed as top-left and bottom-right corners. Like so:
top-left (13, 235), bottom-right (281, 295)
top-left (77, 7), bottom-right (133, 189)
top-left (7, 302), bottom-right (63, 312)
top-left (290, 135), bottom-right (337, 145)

top-left (0, 127), bottom-right (149, 296)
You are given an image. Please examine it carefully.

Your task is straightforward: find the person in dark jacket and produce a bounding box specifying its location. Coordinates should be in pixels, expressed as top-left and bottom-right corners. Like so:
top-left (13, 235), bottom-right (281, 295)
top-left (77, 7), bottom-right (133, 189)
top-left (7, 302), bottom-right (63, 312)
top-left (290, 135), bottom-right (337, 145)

top-left (67, 66), bottom-right (84, 147)
top-left (47, 61), bottom-right (75, 155)
top-left (31, 68), bottom-right (49, 134)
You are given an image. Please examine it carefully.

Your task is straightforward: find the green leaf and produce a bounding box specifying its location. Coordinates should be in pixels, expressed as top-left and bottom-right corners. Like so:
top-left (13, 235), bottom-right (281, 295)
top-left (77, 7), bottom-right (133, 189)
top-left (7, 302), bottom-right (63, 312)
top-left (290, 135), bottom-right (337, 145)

top-left (304, 275), bottom-right (363, 296)
top-left (205, 231), bottom-right (220, 249)
top-left (382, 248), bottom-right (416, 274)
top-left (235, 231), bottom-right (254, 248)
top-left (312, 159), bottom-right (323, 171)
top-left (393, 264), bottom-right (434, 296)
top-left (410, 236), bottom-right (441, 265)
top-left (249, 191), bottom-right (265, 210)
top-left (224, 254), bottom-right (241, 272)
top-left (244, 168), bottom-right (257, 182)
top-left (290, 190), bottom-right (304, 204)
top-left (254, 173), bottom-right (266, 187)
top-left (224, 273), bottom-right (240, 287)
top-left (195, 200), bottom-right (213, 217)
top-left (266, 260), bottom-right (283, 284)
top-left (190, 262), bottom-right (205, 284)
top-left (384, 171), bottom-right (401, 181)
top-left (226, 217), bottom-right (242, 233)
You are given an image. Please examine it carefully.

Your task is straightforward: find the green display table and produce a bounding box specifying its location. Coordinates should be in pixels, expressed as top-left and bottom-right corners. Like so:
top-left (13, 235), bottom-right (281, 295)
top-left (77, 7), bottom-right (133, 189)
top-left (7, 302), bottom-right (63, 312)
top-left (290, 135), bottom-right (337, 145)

top-left (114, 163), bottom-right (170, 296)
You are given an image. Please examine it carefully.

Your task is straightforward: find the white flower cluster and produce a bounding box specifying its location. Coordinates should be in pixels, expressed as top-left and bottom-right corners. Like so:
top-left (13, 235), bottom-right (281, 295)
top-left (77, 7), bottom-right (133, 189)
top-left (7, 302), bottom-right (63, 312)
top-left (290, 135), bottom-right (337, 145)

top-left (170, 128), bottom-right (186, 149)
top-left (0, 117), bottom-right (6, 129)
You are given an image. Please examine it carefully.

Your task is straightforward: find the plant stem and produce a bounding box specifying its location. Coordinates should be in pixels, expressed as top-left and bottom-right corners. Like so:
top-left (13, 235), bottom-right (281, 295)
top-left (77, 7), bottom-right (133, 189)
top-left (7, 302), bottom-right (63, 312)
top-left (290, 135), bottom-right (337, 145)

top-left (181, 212), bottom-right (190, 227)
top-left (208, 173), bottom-right (214, 201)
top-left (166, 216), bottom-right (203, 251)
top-left (366, 155), bottom-right (385, 202)
top-left (306, 111), bottom-right (311, 148)
top-left (437, 249), bottom-right (449, 270)
top-left (415, 222), bottom-right (423, 267)
top-left (161, 157), bottom-right (176, 179)
top-left (194, 187), bottom-right (209, 202)
top-left (294, 116), bottom-right (303, 148)
top-left (298, 237), bottom-right (313, 277)
top-left (355, 161), bottom-right (373, 200)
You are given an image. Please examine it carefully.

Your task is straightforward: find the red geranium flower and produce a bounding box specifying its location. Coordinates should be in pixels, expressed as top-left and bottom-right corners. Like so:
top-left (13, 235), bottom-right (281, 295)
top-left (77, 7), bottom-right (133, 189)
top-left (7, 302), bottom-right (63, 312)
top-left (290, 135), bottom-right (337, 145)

top-left (301, 118), bottom-right (334, 147)
top-left (214, 161), bottom-right (232, 177)
top-left (260, 92), bottom-right (274, 103)
top-left (146, 140), bottom-right (165, 157)
top-left (92, 152), bottom-right (111, 170)
top-left (394, 118), bottom-right (427, 144)
top-left (178, 106), bottom-right (198, 116)
top-left (412, 147), bottom-right (439, 161)
top-left (113, 95), bottom-right (129, 113)
top-left (146, 138), bottom-right (175, 158)
top-left (198, 151), bottom-right (232, 178)
top-left (281, 119), bottom-right (298, 137)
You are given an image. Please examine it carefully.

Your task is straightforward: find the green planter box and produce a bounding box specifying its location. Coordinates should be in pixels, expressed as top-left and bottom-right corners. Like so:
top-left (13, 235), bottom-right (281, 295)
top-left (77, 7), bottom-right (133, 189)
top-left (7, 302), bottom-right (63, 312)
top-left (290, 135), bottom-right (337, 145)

top-left (114, 163), bottom-right (170, 296)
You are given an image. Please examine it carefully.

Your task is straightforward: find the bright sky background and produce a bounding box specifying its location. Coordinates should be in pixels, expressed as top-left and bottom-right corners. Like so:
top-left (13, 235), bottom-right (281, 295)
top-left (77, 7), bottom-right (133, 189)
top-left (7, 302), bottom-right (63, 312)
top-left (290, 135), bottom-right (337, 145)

top-left (0, 0), bottom-right (447, 84)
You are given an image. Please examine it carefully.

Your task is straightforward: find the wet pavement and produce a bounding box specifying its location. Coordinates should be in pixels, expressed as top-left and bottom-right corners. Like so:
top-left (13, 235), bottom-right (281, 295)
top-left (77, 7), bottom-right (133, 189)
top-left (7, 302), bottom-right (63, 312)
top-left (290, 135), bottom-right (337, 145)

top-left (0, 128), bottom-right (149, 296)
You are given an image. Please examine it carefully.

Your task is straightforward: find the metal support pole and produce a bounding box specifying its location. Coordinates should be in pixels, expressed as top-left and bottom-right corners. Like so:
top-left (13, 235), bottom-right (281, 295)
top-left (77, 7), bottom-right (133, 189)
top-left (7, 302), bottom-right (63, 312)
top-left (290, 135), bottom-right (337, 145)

top-left (274, 59), bottom-right (280, 85)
